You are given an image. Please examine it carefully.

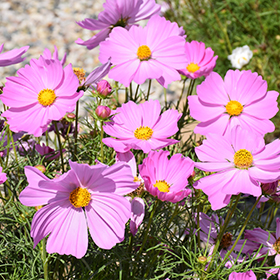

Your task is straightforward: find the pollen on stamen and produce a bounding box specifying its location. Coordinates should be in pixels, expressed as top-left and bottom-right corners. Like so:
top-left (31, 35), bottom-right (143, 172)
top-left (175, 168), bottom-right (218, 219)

top-left (220, 232), bottom-right (233, 249)
top-left (225, 100), bottom-right (243, 116)
top-left (73, 67), bottom-right (86, 84)
top-left (187, 63), bottom-right (200, 73)
top-left (134, 126), bottom-right (153, 140)
top-left (234, 149), bottom-right (253, 169)
top-left (273, 237), bottom-right (280, 254)
top-left (153, 180), bottom-right (170, 193)
top-left (69, 187), bottom-right (91, 208)
top-left (38, 89), bottom-right (56, 106)
top-left (137, 45), bottom-right (152, 61)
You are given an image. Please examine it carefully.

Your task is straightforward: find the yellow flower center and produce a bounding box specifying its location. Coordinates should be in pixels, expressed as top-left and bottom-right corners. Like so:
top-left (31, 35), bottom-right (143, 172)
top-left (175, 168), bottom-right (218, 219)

top-left (273, 237), bottom-right (280, 254)
top-left (69, 187), bottom-right (91, 208)
top-left (187, 63), bottom-right (200, 73)
top-left (134, 126), bottom-right (153, 140)
top-left (73, 67), bottom-right (86, 84)
top-left (234, 149), bottom-right (253, 169)
top-left (225, 100), bottom-right (243, 116)
top-left (220, 232), bottom-right (233, 249)
top-left (154, 180), bottom-right (170, 193)
top-left (137, 45), bottom-right (152, 61)
top-left (38, 89), bottom-right (56, 106)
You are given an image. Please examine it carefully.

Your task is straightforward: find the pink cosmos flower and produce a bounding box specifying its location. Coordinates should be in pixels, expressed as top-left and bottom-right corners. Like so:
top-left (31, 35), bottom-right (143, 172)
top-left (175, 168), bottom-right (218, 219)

top-left (244, 219), bottom-right (280, 279)
top-left (188, 70), bottom-right (279, 136)
top-left (41, 45), bottom-right (66, 65)
top-left (76, 0), bottom-right (160, 50)
top-left (179, 41), bottom-right (218, 79)
top-left (0, 52), bottom-right (82, 137)
top-left (130, 197), bottom-right (145, 236)
top-left (99, 15), bottom-right (187, 87)
top-left (35, 143), bottom-right (65, 162)
top-left (228, 271), bottom-right (257, 280)
top-left (194, 126), bottom-right (280, 210)
top-left (0, 44), bottom-right (29, 67)
top-left (195, 213), bottom-right (256, 268)
top-left (103, 100), bottom-right (181, 153)
top-left (138, 150), bottom-right (194, 202)
top-left (19, 160), bottom-right (138, 258)
top-left (0, 167), bottom-right (7, 184)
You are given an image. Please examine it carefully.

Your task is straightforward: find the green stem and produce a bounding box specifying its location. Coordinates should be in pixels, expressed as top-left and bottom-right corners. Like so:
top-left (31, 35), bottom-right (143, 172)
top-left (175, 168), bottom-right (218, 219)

top-left (129, 83), bottom-right (133, 101)
top-left (54, 121), bottom-right (65, 173)
top-left (74, 101), bottom-right (79, 160)
top-left (100, 121), bottom-right (104, 163)
top-left (164, 88), bottom-right (167, 109)
top-left (134, 84), bottom-right (140, 102)
top-left (267, 207), bottom-right (278, 229)
top-left (207, 194), bottom-right (241, 272)
top-left (125, 87), bottom-right (128, 103)
top-left (196, 190), bottom-right (201, 249)
top-left (8, 126), bottom-right (19, 167)
top-left (45, 130), bottom-right (49, 146)
top-left (176, 77), bottom-right (187, 110)
top-left (134, 199), bottom-right (159, 268)
top-left (217, 196), bottom-right (262, 271)
top-left (146, 80), bottom-right (152, 101)
top-left (41, 238), bottom-right (49, 280)
top-left (183, 78), bottom-right (195, 113)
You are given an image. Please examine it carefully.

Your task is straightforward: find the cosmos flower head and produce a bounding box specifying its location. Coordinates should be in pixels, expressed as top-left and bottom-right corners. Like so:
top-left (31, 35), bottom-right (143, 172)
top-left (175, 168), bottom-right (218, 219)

top-left (228, 270), bottom-right (257, 280)
top-left (99, 15), bottom-right (187, 87)
top-left (76, 0), bottom-right (161, 50)
top-left (179, 41), bottom-right (218, 79)
top-left (188, 70), bottom-right (279, 136)
top-left (138, 150), bottom-right (194, 203)
top-left (244, 218), bottom-right (280, 279)
top-left (0, 51), bottom-right (82, 137)
top-left (0, 43), bottom-right (29, 67)
top-left (228, 45), bottom-right (253, 69)
top-left (194, 126), bottom-right (280, 210)
top-left (19, 160), bottom-right (138, 258)
top-left (102, 100), bottom-right (181, 153)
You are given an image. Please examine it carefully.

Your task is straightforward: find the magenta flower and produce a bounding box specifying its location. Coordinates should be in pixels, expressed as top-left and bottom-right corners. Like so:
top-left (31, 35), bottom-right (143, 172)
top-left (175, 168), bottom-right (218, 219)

top-left (194, 126), bottom-right (280, 210)
top-left (0, 53), bottom-right (82, 137)
top-left (0, 167), bottom-right (7, 184)
top-left (228, 271), bottom-right (257, 280)
top-left (179, 41), bottom-right (218, 79)
top-left (188, 70), bottom-right (279, 136)
top-left (244, 219), bottom-right (280, 279)
top-left (95, 105), bottom-right (111, 120)
top-left (99, 15), bottom-right (187, 87)
top-left (76, 0), bottom-right (160, 50)
top-left (35, 143), bottom-right (65, 162)
top-left (138, 150), bottom-right (194, 203)
top-left (41, 45), bottom-right (66, 65)
top-left (103, 100), bottom-right (181, 153)
top-left (195, 213), bottom-right (255, 268)
top-left (19, 160), bottom-right (138, 258)
top-left (0, 44), bottom-right (29, 67)
top-left (130, 197), bottom-right (145, 236)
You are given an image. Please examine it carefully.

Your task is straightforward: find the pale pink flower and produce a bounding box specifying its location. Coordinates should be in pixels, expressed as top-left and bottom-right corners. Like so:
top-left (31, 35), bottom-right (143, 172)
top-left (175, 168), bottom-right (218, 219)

top-left (1, 52), bottom-right (82, 136)
top-left (76, 0), bottom-right (160, 50)
top-left (194, 126), bottom-right (280, 210)
top-left (0, 44), bottom-right (29, 67)
top-left (19, 160), bottom-right (138, 258)
top-left (189, 70), bottom-right (279, 136)
top-left (139, 150), bottom-right (194, 203)
top-left (103, 100), bottom-right (181, 153)
top-left (99, 15), bottom-right (187, 87)
top-left (179, 41), bottom-right (217, 79)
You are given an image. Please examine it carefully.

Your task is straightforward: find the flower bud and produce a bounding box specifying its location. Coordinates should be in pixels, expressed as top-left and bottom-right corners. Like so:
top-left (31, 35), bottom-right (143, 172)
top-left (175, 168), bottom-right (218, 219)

top-left (64, 112), bottom-right (76, 122)
top-left (97, 80), bottom-right (112, 97)
top-left (262, 181), bottom-right (278, 195)
top-left (197, 256), bottom-right (207, 264)
top-left (95, 105), bottom-right (111, 120)
top-left (34, 164), bottom-right (46, 173)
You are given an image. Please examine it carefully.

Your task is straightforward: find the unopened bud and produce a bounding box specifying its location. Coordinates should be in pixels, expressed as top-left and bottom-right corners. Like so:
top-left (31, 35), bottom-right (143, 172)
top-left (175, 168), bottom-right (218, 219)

top-left (95, 105), bottom-right (111, 120)
top-left (64, 112), bottom-right (76, 122)
top-left (197, 256), bottom-right (207, 264)
top-left (97, 80), bottom-right (112, 97)
top-left (262, 181), bottom-right (278, 195)
top-left (34, 164), bottom-right (46, 173)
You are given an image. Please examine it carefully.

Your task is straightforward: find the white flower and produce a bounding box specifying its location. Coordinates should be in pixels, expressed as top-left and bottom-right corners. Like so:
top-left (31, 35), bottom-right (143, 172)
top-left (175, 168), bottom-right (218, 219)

top-left (228, 45), bottom-right (253, 69)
